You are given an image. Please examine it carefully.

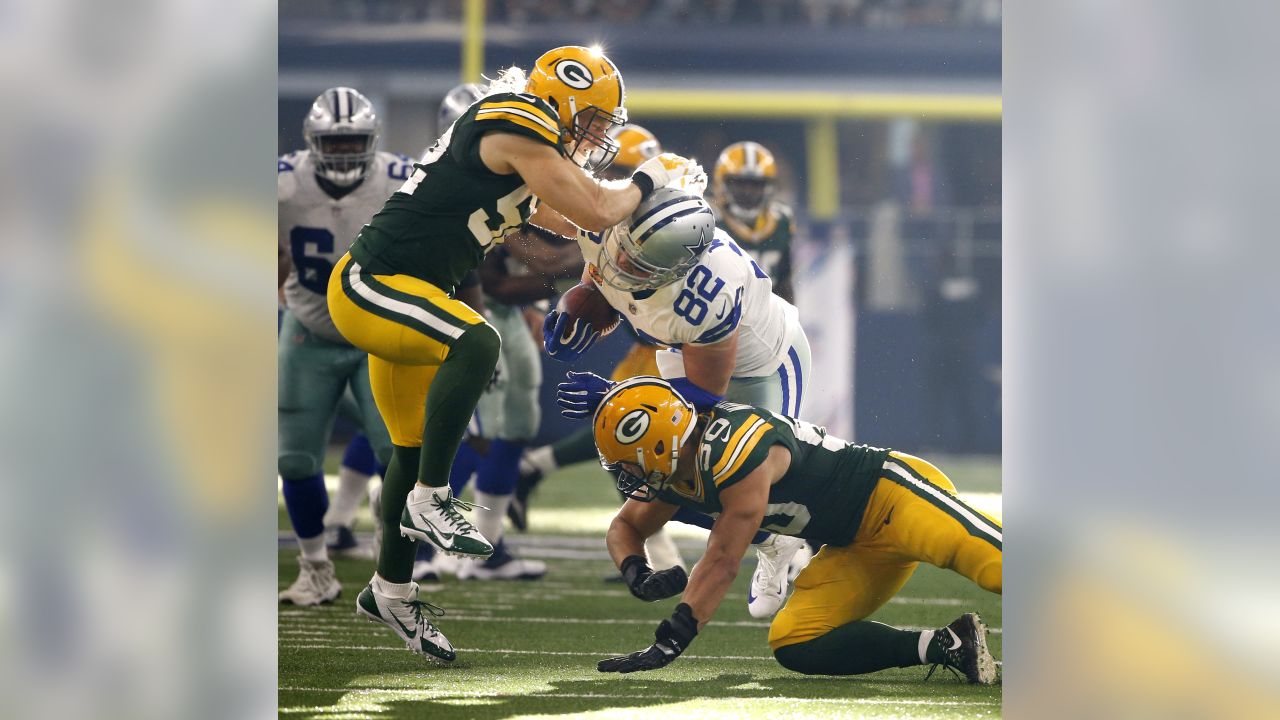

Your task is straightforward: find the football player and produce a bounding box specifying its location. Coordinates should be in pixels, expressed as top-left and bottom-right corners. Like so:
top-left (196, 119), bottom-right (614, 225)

top-left (277, 87), bottom-right (410, 605)
top-left (325, 46), bottom-right (704, 662)
top-left (590, 378), bottom-right (1002, 682)
top-left (511, 123), bottom-right (684, 572)
top-left (543, 188), bottom-right (814, 618)
top-left (710, 142), bottom-right (795, 303)
top-left (419, 82), bottom-right (583, 582)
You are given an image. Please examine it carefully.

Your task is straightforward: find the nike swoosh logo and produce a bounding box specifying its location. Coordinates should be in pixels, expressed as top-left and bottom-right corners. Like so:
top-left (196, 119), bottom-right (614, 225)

top-left (884, 509), bottom-right (893, 526)
top-left (389, 605), bottom-right (417, 639)
top-left (422, 517), bottom-right (455, 547)
top-left (747, 589), bottom-right (757, 603)
top-left (946, 629), bottom-right (962, 650)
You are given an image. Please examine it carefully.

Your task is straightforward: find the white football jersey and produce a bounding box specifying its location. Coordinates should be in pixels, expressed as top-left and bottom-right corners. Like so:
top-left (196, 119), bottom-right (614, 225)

top-left (278, 150), bottom-right (415, 343)
top-left (577, 226), bottom-right (800, 377)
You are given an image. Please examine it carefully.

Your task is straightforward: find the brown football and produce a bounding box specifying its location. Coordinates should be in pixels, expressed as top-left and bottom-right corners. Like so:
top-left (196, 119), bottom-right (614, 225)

top-left (556, 282), bottom-right (621, 337)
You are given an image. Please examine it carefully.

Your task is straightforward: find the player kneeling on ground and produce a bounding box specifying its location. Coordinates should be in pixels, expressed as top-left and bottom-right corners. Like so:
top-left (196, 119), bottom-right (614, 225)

top-left (589, 378), bottom-right (1001, 682)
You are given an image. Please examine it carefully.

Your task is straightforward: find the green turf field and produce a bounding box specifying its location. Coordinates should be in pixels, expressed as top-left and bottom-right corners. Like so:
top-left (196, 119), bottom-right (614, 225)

top-left (279, 457), bottom-right (1002, 719)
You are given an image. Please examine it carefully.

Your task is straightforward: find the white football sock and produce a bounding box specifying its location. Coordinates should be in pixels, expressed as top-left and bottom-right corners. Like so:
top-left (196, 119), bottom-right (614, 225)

top-left (520, 445), bottom-right (558, 476)
top-left (645, 529), bottom-right (684, 570)
top-left (917, 630), bottom-right (936, 664)
top-left (325, 465), bottom-right (371, 529)
top-left (298, 533), bottom-right (327, 563)
top-left (473, 491), bottom-right (511, 545)
top-left (372, 573), bottom-right (412, 599)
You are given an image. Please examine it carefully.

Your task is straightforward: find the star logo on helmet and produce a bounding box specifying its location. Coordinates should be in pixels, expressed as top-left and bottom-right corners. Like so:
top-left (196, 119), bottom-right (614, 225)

top-left (683, 227), bottom-right (710, 258)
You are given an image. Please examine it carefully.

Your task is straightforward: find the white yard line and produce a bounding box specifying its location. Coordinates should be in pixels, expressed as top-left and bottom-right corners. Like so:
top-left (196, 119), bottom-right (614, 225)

top-left (278, 685), bottom-right (999, 707)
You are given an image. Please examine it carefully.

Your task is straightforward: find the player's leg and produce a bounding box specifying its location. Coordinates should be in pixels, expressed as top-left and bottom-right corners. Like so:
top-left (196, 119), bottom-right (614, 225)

top-left (330, 256), bottom-right (498, 559)
top-left (344, 364), bottom-right (394, 556)
top-left (464, 306), bottom-right (547, 580)
top-left (323, 389), bottom-right (384, 554)
top-left (278, 312), bottom-right (347, 605)
top-left (514, 340), bottom-right (663, 523)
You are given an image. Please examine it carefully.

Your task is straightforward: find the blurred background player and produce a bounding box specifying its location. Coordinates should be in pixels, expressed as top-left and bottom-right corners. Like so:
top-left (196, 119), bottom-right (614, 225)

top-left (710, 141), bottom-right (795, 303)
top-left (278, 87), bottom-right (408, 605)
top-left (511, 123), bottom-right (685, 573)
top-left (412, 83), bottom-right (583, 582)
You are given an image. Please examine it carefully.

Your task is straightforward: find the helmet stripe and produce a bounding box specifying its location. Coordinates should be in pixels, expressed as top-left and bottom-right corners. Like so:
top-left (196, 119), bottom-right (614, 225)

top-left (636, 207), bottom-right (714, 246)
top-left (328, 89), bottom-right (341, 120)
top-left (629, 197), bottom-right (705, 236)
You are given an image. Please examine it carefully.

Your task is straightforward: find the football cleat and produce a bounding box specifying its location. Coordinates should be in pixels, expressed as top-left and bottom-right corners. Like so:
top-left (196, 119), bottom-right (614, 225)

top-left (356, 582), bottom-right (456, 663)
top-left (456, 541), bottom-right (547, 581)
top-left (279, 556), bottom-right (341, 606)
top-left (747, 534), bottom-right (806, 618)
top-left (326, 524), bottom-right (359, 552)
top-left (399, 485), bottom-right (493, 559)
top-left (926, 612), bottom-right (998, 685)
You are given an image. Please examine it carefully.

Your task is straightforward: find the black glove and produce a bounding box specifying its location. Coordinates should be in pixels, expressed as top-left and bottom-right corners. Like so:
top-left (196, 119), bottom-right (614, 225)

top-left (620, 555), bottom-right (688, 602)
top-left (597, 603), bottom-right (700, 674)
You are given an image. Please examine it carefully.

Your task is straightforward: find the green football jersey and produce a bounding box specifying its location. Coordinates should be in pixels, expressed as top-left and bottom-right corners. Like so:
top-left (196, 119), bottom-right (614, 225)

top-left (657, 402), bottom-right (890, 546)
top-left (350, 92), bottom-right (563, 293)
top-left (714, 200), bottom-right (794, 296)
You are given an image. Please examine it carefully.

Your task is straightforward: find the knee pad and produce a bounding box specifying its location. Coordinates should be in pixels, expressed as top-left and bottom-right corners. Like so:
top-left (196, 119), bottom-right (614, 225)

top-left (278, 452), bottom-right (321, 480)
top-left (455, 322), bottom-right (501, 365)
top-left (773, 642), bottom-right (822, 675)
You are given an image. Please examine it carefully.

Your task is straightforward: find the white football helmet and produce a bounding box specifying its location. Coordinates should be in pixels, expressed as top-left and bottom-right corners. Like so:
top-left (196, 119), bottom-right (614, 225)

top-left (596, 187), bottom-right (716, 292)
top-left (438, 82), bottom-right (487, 131)
top-left (303, 87), bottom-right (380, 187)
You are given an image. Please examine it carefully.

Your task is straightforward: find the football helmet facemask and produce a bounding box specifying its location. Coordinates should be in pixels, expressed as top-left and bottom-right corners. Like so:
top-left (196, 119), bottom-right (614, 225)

top-left (304, 87), bottom-right (381, 187)
top-left (594, 377), bottom-right (697, 502)
top-left (525, 46), bottom-right (628, 173)
top-left (595, 186), bottom-right (716, 292)
top-left (713, 141), bottom-right (778, 223)
top-left (438, 82), bottom-right (487, 131)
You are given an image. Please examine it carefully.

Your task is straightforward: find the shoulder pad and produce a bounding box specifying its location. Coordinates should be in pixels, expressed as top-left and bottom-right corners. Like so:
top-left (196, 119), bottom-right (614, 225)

top-left (698, 409), bottom-right (776, 488)
top-left (472, 92), bottom-right (561, 147)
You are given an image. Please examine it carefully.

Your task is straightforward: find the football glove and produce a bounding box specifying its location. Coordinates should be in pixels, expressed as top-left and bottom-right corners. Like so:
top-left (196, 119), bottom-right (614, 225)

top-left (619, 554), bottom-right (688, 601)
top-left (632, 153), bottom-right (707, 200)
top-left (542, 310), bottom-right (600, 362)
top-left (597, 603), bottom-right (699, 674)
top-left (556, 371), bottom-right (615, 420)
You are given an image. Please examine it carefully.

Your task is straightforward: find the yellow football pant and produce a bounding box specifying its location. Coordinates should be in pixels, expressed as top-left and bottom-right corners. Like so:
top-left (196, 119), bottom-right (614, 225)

top-left (610, 342), bottom-right (661, 382)
top-left (327, 253), bottom-right (487, 446)
top-left (769, 451), bottom-right (1003, 651)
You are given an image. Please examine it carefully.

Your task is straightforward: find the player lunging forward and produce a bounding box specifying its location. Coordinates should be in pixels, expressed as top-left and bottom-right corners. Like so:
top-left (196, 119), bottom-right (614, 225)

top-left (590, 378), bottom-right (1001, 682)
top-left (544, 189), bottom-right (814, 618)
top-left (326, 46), bottom-right (703, 662)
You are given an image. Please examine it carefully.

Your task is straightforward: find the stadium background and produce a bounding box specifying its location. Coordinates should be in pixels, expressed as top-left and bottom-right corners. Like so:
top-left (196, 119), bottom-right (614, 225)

top-left (278, 0), bottom-right (1002, 457)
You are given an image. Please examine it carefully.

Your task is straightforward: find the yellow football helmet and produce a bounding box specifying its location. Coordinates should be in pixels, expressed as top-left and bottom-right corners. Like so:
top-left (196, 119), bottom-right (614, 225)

top-left (593, 377), bottom-right (697, 502)
top-left (713, 141), bottom-right (778, 222)
top-left (525, 45), bottom-right (628, 172)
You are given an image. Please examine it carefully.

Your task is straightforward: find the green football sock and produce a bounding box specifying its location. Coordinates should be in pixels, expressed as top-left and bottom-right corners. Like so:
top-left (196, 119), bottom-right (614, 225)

top-left (418, 323), bottom-right (500, 487)
top-left (552, 425), bottom-right (600, 467)
top-left (773, 620), bottom-right (922, 675)
top-left (376, 444), bottom-right (420, 583)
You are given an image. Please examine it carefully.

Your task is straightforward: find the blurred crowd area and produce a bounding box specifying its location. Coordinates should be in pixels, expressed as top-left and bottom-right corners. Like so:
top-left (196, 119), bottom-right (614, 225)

top-left (280, 0), bottom-right (1001, 28)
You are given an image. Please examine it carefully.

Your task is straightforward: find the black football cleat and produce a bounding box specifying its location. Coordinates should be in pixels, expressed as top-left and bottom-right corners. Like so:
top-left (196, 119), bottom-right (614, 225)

top-left (926, 612), bottom-right (998, 684)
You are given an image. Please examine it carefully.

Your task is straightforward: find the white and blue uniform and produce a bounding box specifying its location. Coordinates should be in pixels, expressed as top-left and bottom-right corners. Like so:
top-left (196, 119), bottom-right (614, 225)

top-left (278, 149), bottom-right (414, 476)
top-left (578, 226), bottom-right (812, 417)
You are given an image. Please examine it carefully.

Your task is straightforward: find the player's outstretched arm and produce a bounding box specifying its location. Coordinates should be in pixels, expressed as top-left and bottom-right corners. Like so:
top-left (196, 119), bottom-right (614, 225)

top-left (480, 132), bottom-right (641, 232)
top-left (680, 452), bottom-right (779, 628)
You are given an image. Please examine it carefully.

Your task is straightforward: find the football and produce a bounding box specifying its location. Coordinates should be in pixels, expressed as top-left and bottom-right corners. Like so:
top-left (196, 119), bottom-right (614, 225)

top-left (556, 281), bottom-right (621, 337)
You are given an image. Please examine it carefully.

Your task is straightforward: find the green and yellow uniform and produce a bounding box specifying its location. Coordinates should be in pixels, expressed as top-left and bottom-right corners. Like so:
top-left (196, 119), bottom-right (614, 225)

top-left (715, 201), bottom-right (795, 301)
top-left (656, 402), bottom-right (1002, 652)
top-left (326, 91), bottom-right (562, 583)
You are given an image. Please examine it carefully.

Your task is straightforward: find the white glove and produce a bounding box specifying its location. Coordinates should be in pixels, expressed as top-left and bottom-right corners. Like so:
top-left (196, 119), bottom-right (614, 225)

top-left (633, 153), bottom-right (707, 197)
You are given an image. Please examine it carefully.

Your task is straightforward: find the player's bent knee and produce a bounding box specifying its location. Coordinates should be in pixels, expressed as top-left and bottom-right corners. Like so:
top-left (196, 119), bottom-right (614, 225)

top-left (453, 322), bottom-right (501, 365)
top-left (278, 452), bottom-right (320, 480)
top-left (976, 558), bottom-right (1002, 594)
top-left (773, 640), bottom-right (826, 675)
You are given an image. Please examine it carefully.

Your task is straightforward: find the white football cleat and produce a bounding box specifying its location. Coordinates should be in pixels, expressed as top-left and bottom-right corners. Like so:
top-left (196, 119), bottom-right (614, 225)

top-left (456, 542), bottom-right (547, 581)
top-left (356, 581), bottom-right (456, 663)
top-left (278, 556), bottom-right (341, 606)
top-left (747, 534), bottom-right (806, 618)
top-left (399, 485), bottom-right (493, 559)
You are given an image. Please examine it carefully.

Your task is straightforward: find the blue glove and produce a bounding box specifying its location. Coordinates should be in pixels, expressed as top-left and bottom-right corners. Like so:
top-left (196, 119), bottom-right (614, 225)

top-left (556, 371), bottom-right (616, 419)
top-left (543, 310), bottom-right (601, 362)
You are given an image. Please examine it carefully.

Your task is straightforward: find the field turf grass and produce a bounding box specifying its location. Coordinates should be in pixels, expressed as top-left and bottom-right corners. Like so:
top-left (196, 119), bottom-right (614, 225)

top-left (279, 457), bottom-right (1002, 719)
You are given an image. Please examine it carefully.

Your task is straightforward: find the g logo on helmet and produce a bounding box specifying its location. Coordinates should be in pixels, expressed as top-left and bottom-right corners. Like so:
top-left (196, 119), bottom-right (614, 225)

top-left (554, 59), bottom-right (594, 90)
top-left (615, 409), bottom-right (650, 444)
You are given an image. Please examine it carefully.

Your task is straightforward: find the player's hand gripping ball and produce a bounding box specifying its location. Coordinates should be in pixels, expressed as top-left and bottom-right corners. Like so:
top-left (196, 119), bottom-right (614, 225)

top-left (542, 283), bottom-right (620, 362)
